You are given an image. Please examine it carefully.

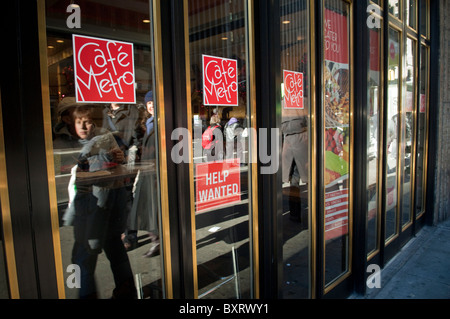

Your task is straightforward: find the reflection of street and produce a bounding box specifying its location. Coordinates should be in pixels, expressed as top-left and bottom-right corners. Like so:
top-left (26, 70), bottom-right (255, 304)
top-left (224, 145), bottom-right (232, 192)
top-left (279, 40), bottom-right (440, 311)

top-left (57, 161), bottom-right (162, 299)
top-left (282, 183), bottom-right (309, 299)
top-left (195, 205), bottom-right (251, 299)
top-left (60, 226), bottom-right (163, 299)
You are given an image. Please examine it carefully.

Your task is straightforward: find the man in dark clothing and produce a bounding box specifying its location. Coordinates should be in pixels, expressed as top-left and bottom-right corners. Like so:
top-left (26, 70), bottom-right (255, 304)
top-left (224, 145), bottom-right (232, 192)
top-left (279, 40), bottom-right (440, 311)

top-left (102, 103), bottom-right (143, 252)
top-left (102, 103), bottom-right (143, 158)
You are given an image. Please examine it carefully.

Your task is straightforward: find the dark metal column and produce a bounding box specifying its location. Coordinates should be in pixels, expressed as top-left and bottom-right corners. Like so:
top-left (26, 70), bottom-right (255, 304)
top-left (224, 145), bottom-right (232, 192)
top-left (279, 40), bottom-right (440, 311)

top-left (0, 0), bottom-right (59, 298)
top-left (352, 0), bottom-right (370, 296)
top-left (253, 0), bottom-right (283, 299)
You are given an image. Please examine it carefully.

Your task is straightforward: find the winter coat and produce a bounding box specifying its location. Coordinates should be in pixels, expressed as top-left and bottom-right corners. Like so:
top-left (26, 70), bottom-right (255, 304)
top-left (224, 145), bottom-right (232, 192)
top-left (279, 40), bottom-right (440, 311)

top-left (128, 119), bottom-right (158, 234)
top-left (71, 127), bottom-right (128, 254)
top-left (53, 122), bottom-right (80, 149)
top-left (62, 127), bottom-right (122, 226)
top-left (53, 122), bottom-right (83, 176)
top-left (102, 104), bottom-right (143, 153)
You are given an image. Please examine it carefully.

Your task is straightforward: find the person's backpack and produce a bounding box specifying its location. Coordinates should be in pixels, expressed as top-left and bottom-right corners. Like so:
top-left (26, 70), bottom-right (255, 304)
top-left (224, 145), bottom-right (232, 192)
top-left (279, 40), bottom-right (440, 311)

top-left (202, 125), bottom-right (220, 149)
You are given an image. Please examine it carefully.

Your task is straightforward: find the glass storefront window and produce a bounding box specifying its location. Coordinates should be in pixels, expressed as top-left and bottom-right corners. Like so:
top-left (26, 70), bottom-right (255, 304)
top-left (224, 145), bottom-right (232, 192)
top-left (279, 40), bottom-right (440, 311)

top-left (385, 27), bottom-right (400, 242)
top-left (367, 25), bottom-right (382, 256)
top-left (280, 0), bottom-right (311, 299)
top-left (415, 45), bottom-right (428, 216)
top-left (46, 1), bottom-right (164, 299)
top-left (401, 37), bottom-right (416, 228)
top-left (420, 0), bottom-right (428, 38)
top-left (323, 0), bottom-right (352, 287)
top-left (406, 0), bottom-right (417, 29)
top-left (187, 0), bottom-right (253, 299)
top-left (389, 0), bottom-right (400, 19)
top-left (371, 0), bottom-right (382, 7)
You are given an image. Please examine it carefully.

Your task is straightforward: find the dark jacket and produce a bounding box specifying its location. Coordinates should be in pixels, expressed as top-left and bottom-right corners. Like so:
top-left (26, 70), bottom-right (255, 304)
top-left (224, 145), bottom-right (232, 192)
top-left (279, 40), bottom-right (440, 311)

top-left (102, 104), bottom-right (143, 153)
top-left (128, 117), bottom-right (158, 233)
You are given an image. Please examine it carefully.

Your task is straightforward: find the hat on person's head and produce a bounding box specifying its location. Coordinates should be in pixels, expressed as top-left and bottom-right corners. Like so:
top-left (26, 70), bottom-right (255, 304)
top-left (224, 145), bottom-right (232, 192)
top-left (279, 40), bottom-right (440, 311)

top-left (228, 117), bottom-right (238, 125)
top-left (144, 91), bottom-right (153, 104)
top-left (57, 96), bottom-right (85, 115)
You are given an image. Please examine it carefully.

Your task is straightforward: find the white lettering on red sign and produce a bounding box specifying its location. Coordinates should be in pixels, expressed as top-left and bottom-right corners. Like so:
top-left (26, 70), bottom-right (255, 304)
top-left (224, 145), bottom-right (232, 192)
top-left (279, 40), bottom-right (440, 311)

top-left (73, 34), bottom-right (136, 104)
top-left (196, 159), bottom-right (241, 213)
top-left (202, 55), bottom-right (238, 106)
top-left (324, 9), bottom-right (349, 64)
top-left (283, 70), bottom-right (304, 109)
top-left (325, 189), bottom-right (349, 240)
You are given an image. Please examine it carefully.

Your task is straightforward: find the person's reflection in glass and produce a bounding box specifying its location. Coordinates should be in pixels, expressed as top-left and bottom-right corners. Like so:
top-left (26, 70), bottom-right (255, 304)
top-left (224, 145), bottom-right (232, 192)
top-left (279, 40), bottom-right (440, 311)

top-left (70, 104), bottom-right (136, 299)
top-left (281, 106), bottom-right (309, 225)
top-left (102, 102), bottom-right (143, 250)
top-left (127, 91), bottom-right (160, 258)
top-left (53, 97), bottom-right (82, 149)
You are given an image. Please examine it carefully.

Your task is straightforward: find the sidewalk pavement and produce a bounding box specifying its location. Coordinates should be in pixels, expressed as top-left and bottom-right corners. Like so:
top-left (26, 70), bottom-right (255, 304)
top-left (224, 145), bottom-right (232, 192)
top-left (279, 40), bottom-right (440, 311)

top-left (352, 218), bottom-right (450, 299)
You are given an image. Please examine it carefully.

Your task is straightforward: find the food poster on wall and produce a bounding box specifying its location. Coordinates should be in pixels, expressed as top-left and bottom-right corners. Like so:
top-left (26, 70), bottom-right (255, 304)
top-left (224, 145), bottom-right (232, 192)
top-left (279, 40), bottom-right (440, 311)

top-left (323, 8), bottom-right (350, 240)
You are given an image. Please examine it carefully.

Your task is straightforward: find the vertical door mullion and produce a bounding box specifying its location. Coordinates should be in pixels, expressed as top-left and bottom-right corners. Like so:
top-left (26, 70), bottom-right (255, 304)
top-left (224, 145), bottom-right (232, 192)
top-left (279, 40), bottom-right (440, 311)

top-left (254, 0), bottom-right (283, 299)
top-left (411, 0), bottom-right (422, 231)
top-left (352, 0), bottom-right (370, 296)
top-left (314, 0), bottom-right (325, 299)
top-left (1, 0), bottom-right (61, 298)
top-left (153, 0), bottom-right (195, 298)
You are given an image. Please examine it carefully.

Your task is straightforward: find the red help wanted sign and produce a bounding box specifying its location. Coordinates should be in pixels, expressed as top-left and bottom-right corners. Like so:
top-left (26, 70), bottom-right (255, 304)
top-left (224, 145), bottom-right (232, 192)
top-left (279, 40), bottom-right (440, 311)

top-left (195, 159), bottom-right (241, 213)
top-left (283, 70), bottom-right (304, 109)
top-left (202, 55), bottom-right (238, 106)
top-left (73, 34), bottom-right (136, 104)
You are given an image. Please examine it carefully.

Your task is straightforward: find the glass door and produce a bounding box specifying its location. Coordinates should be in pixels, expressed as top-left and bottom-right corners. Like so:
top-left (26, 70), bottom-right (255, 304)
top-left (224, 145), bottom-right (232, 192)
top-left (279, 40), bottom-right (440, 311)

top-left (186, 0), bottom-right (256, 299)
top-left (367, 7), bottom-right (383, 260)
top-left (383, 0), bottom-right (423, 260)
top-left (280, 0), bottom-right (312, 299)
top-left (43, 0), bottom-right (167, 299)
top-left (321, 0), bottom-right (353, 294)
top-left (400, 36), bottom-right (416, 230)
top-left (415, 43), bottom-right (429, 219)
top-left (385, 26), bottom-right (401, 244)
